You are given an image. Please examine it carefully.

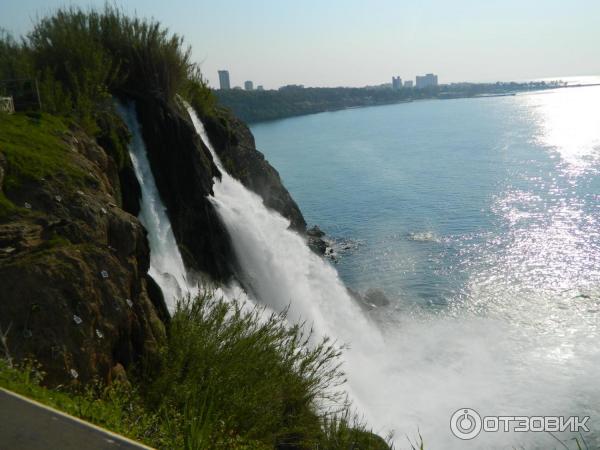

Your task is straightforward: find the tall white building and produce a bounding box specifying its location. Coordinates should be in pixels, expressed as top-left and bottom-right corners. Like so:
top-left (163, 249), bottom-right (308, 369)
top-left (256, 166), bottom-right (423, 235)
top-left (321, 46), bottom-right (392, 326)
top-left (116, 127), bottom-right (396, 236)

top-left (218, 70), bottom-right (231, 90)
top-left (415, 73), bottom-right (438, 89)
top-left (244, 80), bottom-right (254, 91)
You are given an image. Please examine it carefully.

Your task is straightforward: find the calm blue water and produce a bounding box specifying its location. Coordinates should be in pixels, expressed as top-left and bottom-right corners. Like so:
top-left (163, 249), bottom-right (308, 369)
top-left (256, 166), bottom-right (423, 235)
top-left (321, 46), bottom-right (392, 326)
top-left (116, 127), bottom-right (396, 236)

top-left (252, 85), bottom-right (600, 448)
top-left (252, 87), bottom-right (600, 308)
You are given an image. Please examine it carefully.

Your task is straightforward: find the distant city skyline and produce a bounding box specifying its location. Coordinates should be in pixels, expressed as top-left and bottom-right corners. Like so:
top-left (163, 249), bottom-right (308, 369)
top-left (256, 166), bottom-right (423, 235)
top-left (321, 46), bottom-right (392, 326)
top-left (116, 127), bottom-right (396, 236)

top-left (221, 70), bottom-right (441, 91)
top-left (2, 0), bottom-right (600, 90)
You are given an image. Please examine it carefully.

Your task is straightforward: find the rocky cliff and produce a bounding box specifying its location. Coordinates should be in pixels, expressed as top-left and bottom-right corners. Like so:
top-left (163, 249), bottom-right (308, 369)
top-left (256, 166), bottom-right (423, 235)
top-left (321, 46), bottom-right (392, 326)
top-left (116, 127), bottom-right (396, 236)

top-left (0, 96), bottom-right (323, 384)
top-left (0, 113), bottom-right (165, 384)
top-left (202, 108), bottom-right (307, 232)
top-left (132, 96), bottom-right (236, 282)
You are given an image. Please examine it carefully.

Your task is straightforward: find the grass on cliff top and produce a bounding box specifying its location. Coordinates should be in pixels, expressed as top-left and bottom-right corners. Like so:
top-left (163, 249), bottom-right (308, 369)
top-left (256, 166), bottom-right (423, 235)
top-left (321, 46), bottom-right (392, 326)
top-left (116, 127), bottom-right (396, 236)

top-left (0, 112), bottom-right (86, 218)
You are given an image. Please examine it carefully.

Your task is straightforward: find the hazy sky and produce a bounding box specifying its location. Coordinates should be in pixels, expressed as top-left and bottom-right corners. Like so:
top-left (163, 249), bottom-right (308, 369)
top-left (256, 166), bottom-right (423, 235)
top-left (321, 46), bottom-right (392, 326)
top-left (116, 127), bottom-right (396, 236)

top-left (3, 0), bottom-right (600, 89)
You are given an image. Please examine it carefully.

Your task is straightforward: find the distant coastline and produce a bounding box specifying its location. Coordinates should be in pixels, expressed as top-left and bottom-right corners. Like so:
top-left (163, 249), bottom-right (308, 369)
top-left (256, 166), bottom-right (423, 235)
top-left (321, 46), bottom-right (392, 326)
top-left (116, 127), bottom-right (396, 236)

top-left (215, 81), bottom-right (599, 123)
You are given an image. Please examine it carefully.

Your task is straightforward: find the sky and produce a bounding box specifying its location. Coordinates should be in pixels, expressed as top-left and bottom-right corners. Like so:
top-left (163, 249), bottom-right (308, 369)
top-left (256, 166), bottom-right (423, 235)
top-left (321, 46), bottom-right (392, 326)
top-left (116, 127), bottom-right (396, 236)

top-left (2, 0), bottom-right (600, 89)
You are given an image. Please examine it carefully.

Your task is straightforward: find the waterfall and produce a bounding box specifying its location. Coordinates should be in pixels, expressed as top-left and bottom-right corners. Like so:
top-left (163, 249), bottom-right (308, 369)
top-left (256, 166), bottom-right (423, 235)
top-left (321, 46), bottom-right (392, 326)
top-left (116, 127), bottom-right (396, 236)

top-left (113, 99), bottom-right (598, 448)
top-left (186, 104), bottom-right (391, 426)
top-left (116, 102), bottom-right (196, 310)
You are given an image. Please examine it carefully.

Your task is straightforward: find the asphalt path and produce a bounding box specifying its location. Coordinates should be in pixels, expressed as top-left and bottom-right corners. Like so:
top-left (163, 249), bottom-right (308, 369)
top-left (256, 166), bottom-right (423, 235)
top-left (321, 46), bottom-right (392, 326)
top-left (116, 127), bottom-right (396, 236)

top-left (0, 388), bottom-right (153, 450)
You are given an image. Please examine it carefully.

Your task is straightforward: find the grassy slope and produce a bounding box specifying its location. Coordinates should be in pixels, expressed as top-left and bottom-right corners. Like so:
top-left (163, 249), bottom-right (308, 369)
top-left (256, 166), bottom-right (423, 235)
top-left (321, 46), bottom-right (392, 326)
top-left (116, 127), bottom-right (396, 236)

top-left (0, 112), bottom-right (85, 218)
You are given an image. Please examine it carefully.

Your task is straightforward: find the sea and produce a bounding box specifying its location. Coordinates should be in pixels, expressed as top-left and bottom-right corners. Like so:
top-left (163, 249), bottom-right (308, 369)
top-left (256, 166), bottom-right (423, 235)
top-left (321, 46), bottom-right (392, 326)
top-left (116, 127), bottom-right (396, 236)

top-left (251, 79), bottom-right (600, 449)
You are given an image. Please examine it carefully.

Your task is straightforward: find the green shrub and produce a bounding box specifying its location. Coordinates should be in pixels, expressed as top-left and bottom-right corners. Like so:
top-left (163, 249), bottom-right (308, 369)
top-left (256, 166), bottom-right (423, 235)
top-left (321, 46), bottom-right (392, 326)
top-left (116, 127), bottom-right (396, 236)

top-left (149, 291), bottom-right (347, 448)
top-left (319, 410), bottom-right (393, 450)
top-left (26, 6), bottom-right (207, 112)
top-left (0, 28), bottom-right (31, 83)
top-left (2, 7), bottom-right (217, 137)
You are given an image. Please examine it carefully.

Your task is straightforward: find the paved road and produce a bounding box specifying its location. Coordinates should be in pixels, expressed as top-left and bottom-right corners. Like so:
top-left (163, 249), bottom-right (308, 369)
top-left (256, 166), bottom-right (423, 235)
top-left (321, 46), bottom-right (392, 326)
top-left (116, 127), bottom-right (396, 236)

top-left (0, 388), bottom-right (153, 450)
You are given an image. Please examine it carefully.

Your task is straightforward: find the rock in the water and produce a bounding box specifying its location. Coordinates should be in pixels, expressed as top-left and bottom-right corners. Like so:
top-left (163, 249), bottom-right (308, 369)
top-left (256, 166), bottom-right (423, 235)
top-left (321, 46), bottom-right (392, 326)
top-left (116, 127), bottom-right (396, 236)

top-left (363, 288), bottom-right (391, 308)
top-left (348, 288), bottom-right (391, 311)
top-left (307, 225), bottom-right (325, 238)
top-left (306, 225), bottom-right (329, 255)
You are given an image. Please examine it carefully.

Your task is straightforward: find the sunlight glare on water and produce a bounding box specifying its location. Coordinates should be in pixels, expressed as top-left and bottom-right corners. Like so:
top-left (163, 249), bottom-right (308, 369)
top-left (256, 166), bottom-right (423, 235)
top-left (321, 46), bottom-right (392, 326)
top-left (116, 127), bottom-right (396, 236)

top-left (529, 85), bottom-right (600, 174)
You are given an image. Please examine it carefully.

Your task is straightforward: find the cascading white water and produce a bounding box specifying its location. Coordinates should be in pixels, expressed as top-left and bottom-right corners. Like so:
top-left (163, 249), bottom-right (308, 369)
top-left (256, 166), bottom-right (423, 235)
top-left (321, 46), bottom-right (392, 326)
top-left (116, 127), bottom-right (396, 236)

top-left (117, 102), bottom-right (196, 310)
top-left (187, 104), bottom-right (600, 449)
top-left (186, 105), bottom-right (392, 425)
top-left (111, 96), bottom-right (598, 448)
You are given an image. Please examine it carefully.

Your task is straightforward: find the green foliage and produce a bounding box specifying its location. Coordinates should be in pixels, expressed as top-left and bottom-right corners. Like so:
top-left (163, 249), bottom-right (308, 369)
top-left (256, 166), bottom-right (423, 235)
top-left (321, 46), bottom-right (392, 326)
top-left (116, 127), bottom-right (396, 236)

top-left (24, 6), bottom-right (213, 114)
top-left (0, 359), bottom-right (168, 447)
top-left (181, 67), bottom-right (217, 118)
top-left (215, 81), bottom-right (560, 123)
top-left (0, 28), bottom-right (31, 83)
top-left (150, 292), bottom-right (346, 448)
top-left (319, 410), bottom-right (393, 450)
top-left (0, 191), bottom-right (16, 219)
top-left (27, 9), bottom-right (117, 128)
top-left (0, 112), bottom-right (85, 192)
top-left (95, 107), bottom-right (131, 170)
top-left (214, 87), bottom-right (416, 123)
top-left (2, 6), bottom-right (217, 136)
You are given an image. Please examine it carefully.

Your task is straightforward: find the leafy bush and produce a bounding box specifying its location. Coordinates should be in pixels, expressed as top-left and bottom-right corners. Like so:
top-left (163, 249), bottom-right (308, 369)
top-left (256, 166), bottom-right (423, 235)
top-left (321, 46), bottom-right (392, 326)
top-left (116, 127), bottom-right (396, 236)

top-left (149, 292), bottom-right (347, 448)
top-left (1, 7), bottom-right (216, 134)
top-left (0, 29), bottom-right (30, 83)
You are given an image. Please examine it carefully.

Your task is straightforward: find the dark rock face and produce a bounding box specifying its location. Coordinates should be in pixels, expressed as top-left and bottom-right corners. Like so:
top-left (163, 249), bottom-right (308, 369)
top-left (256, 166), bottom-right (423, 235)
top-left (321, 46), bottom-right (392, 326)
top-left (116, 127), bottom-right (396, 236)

top-left (133, 96), bottom-right (236, 282)
top-left (0, 96), bottom-right (327, 386)
top-left (0, 127), bottom-right (165, 385)
top-left (202, 109), bottom-right (307, 233)
top-left (307, 225), bottom-right (328, 255)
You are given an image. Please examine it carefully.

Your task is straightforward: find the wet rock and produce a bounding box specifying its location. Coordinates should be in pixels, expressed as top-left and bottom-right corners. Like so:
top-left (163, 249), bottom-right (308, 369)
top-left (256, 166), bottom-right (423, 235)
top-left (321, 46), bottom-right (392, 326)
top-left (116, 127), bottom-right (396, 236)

top-left (306, 225), bottom-right (329, 255)
top-left (108, 363), bottom-right (130, 386)
top-left (307, 225), bottom-right (325, 238)
top-left (134, 95), bottom-right (235, 282)
top-left (202, 108), bottom-right (307, 232)
top-left (308, 236), bottom-right (328, 255)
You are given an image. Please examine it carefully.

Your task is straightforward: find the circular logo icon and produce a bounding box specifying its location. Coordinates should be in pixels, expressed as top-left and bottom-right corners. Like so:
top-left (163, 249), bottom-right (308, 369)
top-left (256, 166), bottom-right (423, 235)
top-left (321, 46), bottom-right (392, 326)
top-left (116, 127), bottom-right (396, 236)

top-left (450, 408), bottom-right (482, 440)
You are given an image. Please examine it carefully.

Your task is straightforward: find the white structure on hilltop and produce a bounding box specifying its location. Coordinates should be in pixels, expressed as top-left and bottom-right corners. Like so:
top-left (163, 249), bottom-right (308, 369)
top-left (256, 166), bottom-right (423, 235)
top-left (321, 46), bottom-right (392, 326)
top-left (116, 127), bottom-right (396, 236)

top-left (244, 80), bottom-right (254, 91)
top-left (0, 96), bottom-right (15, 114)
